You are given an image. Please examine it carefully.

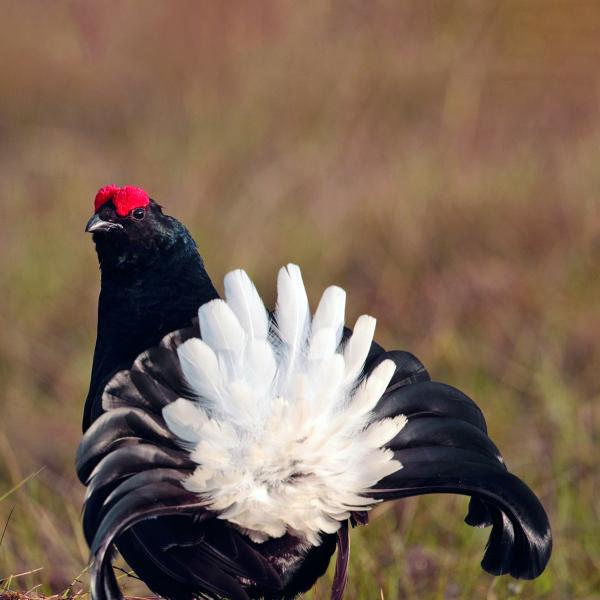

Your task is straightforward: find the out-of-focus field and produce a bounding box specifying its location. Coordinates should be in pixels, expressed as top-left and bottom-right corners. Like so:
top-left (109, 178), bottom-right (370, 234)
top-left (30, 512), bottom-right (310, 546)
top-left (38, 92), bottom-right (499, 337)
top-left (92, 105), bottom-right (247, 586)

top-left (0, 2), bottom-right (599, 598)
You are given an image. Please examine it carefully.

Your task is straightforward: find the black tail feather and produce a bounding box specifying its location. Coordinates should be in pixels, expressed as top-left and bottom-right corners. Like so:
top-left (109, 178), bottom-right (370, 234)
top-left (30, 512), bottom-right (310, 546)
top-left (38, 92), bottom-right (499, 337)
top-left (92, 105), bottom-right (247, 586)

top-left (89, 480), bottom-right (209, 600)
top-left (194, 522), bottom-right (283, 589)
top-left (167, 546), bottom-right (251, 600)
top-left (369, 455), bottom-right (551, 578)
top-left (366, 350), bottom-right (430, 389)
top-left (132, 325), bottom-right (200, 397)
top-left (363, 352), bottom-right (551, 579)
top-left (76, 407), bottom-right (178, 483)
top-left (83, 464), bottom-right (191, 545)
top-left (375, 379), bottom-right (488, 433)
top-left (389, 416), bottom-right (503, 463)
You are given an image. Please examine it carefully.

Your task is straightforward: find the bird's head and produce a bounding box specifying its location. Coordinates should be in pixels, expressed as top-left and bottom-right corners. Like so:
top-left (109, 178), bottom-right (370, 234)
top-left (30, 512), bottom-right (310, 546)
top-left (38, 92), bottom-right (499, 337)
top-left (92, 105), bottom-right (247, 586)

top-left (86, 185), bottom-right (191, 270)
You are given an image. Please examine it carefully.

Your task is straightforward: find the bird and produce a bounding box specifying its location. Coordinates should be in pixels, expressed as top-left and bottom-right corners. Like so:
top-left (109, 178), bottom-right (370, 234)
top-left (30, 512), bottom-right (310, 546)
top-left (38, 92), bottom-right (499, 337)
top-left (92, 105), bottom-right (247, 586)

top-left (77, 185), bottom-right (552, 600)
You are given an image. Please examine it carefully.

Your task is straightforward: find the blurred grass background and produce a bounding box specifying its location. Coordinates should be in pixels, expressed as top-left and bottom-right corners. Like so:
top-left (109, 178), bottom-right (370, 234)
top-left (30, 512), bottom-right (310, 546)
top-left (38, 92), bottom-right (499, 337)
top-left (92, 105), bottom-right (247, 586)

top-left (0, 1), bottom-right (599, 598)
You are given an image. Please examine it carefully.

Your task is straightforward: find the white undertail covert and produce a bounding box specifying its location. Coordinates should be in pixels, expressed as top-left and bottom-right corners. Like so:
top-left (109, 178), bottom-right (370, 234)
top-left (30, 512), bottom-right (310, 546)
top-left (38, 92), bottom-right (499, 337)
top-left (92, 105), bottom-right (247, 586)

top-left (163, 264), bottom-right (406, 544)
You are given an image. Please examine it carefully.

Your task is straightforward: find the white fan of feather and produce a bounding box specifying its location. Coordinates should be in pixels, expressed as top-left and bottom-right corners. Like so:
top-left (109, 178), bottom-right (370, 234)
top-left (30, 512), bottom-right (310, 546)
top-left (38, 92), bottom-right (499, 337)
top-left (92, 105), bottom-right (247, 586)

top-left (163, 264), bottom-right (406, 544)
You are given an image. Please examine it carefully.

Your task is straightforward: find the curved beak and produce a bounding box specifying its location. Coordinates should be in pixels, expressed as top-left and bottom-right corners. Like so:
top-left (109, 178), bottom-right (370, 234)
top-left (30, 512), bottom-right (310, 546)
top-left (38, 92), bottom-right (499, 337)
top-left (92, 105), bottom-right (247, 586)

top-left (85, 213), bottom-right (123, 234)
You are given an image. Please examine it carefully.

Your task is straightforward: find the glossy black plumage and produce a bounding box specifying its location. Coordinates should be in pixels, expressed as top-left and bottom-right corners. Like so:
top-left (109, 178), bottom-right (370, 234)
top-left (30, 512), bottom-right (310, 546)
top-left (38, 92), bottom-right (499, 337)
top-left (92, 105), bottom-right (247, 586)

top-left (78, 323), bottom-right (551, 598)
top-left (364, 358), bottom-right (551, 579)
top-left (80, 192), bottom-right (551, 599)
top-left (83, 200), bottom-right (218, 430)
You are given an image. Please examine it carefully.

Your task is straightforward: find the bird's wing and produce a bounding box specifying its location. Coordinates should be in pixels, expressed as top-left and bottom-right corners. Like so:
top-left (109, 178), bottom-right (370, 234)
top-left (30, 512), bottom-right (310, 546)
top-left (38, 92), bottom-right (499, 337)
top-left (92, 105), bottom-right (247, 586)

top-left (364, 350), bottom-right (552, 580)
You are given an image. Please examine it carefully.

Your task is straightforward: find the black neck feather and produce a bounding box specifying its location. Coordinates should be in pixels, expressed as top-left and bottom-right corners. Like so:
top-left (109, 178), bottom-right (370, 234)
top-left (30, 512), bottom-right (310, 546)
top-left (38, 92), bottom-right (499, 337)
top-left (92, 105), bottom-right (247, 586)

top-left (83, 229), bottom-right (218, 430)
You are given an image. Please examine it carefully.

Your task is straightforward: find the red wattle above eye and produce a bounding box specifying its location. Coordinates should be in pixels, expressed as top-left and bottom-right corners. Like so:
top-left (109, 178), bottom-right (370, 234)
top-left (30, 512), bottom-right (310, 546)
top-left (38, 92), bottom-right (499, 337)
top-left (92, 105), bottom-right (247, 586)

top-left (94, 185), bottom-right (119, 213)
top-left (94, 185), bottom-right (150, 217)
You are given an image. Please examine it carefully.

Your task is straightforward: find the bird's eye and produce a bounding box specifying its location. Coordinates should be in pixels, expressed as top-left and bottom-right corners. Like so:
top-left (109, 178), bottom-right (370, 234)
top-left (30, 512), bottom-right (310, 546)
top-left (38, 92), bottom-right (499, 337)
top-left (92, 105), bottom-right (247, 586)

top-left (132, 208), bottom-right (146, 220)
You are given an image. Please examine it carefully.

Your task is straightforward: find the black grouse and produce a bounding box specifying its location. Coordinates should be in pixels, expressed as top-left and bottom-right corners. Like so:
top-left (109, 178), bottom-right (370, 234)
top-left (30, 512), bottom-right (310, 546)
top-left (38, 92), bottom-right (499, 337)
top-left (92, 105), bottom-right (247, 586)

top-left (77, 185), bottom-right (552, 600)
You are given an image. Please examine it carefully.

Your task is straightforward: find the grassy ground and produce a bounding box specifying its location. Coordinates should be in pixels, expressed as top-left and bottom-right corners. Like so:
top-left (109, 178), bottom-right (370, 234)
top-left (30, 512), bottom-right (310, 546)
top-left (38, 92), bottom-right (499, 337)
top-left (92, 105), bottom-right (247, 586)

top-left (1, 2), bottom-right (599, 598)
